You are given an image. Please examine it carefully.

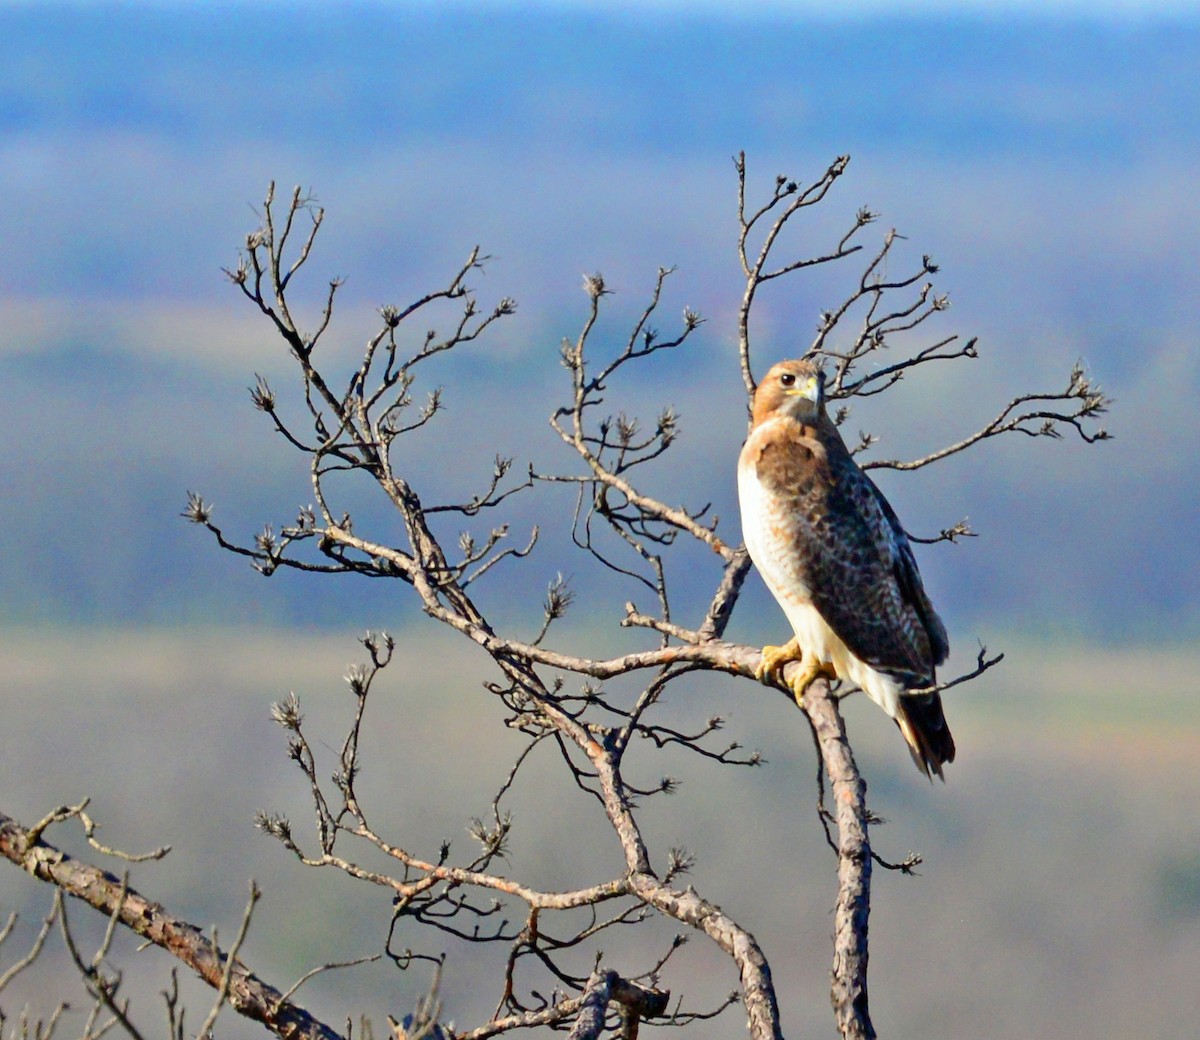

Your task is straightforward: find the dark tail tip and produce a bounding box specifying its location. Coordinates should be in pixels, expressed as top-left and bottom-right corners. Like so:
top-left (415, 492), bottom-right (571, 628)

top-left (897, 693), bottom-right (955, 780)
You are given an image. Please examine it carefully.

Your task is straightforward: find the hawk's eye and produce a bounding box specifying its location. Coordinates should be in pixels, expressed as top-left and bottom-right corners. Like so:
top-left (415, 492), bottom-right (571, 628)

top-left (779, 373), bottom-right (796, 387)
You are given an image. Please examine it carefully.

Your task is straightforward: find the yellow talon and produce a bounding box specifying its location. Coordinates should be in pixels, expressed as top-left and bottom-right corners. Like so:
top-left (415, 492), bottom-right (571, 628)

top-left (755, 637), bottom-right (803, 684)
top-left (782, 655), bottom-right (835, 709)
top-left (754, 638), bottom-right (835, 708)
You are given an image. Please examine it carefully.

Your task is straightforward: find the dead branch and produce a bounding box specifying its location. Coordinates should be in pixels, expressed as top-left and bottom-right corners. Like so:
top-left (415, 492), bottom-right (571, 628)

top-left (0, 156), bottom-right (1111, 1040)
top-left (0, 809), bottom-right (344, 1040)
top-left (802, 683), bottom-right (875, 1040)
top-left (730, 151), bottom-right (1107, 1039)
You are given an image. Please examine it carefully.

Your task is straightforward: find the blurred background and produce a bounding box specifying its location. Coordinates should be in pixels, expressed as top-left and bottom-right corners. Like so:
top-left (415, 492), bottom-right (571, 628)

top-left (1, 2), bottom-right (1197, 1038)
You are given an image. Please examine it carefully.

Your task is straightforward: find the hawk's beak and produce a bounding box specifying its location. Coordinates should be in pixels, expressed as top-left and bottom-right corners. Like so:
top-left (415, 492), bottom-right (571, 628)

top-left (785, 376), bottom-right (822, 403)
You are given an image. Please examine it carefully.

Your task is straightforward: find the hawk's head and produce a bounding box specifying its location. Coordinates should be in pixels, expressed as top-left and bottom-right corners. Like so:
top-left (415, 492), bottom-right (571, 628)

top-left (753, 359), bottom-right (825, 427)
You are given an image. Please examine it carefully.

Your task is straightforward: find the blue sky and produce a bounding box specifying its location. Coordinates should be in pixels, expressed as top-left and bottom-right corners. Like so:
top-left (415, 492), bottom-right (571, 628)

top-left (0, 3), bottom-right (1197, 644)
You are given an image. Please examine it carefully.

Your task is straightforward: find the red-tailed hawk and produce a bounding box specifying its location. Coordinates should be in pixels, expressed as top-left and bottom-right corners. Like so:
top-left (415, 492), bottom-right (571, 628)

top-left (737, 359), bottom-right (955, 778)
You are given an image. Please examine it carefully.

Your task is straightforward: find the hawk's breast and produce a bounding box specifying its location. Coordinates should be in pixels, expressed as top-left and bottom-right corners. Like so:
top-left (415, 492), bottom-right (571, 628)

top-left (736, 418), bottom-right (820, 611)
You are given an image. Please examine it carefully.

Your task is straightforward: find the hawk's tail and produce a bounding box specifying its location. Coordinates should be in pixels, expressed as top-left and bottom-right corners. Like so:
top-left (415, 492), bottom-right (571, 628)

top-left (895, 693), bottom-right (956, 781)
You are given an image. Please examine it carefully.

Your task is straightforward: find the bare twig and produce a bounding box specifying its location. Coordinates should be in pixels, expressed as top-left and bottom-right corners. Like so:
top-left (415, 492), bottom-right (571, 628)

top-left (26, 158), bottom-right (1101, 1040)
top-left (0, 899), bottom-right (58, 993)
top-left (196, 881), bottom-right (260, 1040)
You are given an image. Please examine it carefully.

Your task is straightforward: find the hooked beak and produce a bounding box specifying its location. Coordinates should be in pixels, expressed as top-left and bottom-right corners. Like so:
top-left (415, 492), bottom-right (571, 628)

top-left (784, 374), bottom-right (822, 405)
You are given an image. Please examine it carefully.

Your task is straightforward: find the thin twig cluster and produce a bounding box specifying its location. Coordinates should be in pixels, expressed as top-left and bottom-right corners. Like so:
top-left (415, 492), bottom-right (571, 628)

top-left (1, 156), bottom-right (1108, 1040)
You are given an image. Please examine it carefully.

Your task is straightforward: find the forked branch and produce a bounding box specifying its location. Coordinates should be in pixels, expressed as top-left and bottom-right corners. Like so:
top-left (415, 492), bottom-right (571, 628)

top-left (0, 158), bottom-right (1111, 1040)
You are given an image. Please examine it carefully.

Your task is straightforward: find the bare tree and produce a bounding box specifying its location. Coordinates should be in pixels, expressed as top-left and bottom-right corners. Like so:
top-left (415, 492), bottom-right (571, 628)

top-left (1, 154), bottom-right (1108, 1040)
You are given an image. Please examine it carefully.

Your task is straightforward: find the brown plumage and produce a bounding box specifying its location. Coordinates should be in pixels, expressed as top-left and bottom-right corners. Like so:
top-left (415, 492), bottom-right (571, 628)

top-left (737, 359), bottom-right (955, 778)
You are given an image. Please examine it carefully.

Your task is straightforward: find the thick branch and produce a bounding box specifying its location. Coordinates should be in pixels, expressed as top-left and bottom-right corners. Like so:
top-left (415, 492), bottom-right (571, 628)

top-left (565, 969), bottom-right (614, 1040)
top-left (0, 810), bottom-right (344, 1040)
top-left (802, 683), bottom-right (875, 1040)
top-left (200, 162), bottom-right (1108, 1040)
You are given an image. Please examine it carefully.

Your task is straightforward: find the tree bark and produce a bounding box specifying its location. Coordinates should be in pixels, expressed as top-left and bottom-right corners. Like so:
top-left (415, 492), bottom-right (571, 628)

top-left (802, 682), bottom-right (876, 1040)
top-left (0, 809), bottom-right (344, 1040)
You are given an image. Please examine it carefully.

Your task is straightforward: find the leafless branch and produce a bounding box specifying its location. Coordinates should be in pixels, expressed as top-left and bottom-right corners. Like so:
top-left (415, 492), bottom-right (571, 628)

top-left (736, 151), bottom-right (861, 397)
top-left (0, 157), bottom-right (1112, 1040)
top-left (864, 361), bottom-right (1112, 471)
top-left (196, 881), bottom-right (260, 1040)
top-left (0, 808), bottom-right (345, 1040)
top-left (0, 899), bottom-right (57, 994)
top-left (800, 682), bottom-right (875, 1040)
top-left (57, 885), bottom-right (145, 1040)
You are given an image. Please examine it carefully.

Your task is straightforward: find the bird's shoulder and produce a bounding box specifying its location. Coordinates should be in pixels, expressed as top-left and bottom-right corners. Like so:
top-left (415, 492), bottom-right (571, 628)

top-left (739, 416), bottom-right (832, 496)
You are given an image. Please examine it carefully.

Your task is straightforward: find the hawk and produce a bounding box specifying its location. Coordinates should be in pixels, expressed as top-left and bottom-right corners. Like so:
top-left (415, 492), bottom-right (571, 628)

top-left (737, 359), bottom-right (955, 778)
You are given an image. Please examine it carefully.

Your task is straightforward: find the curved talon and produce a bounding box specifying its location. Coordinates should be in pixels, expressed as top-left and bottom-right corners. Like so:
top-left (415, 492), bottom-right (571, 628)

top-left (754, 638), bottom-right (836, 708)
top-left (755, 637), bottom-right (803, 684)
top-left (783, 656), bottom-right (836, 709)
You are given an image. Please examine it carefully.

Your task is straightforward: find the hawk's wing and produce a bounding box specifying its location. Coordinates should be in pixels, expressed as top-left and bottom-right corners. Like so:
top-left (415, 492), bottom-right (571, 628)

top-left (862, 470), bottom-right (950, 667)
top-left (753, 420), bottom-right (947, 685)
